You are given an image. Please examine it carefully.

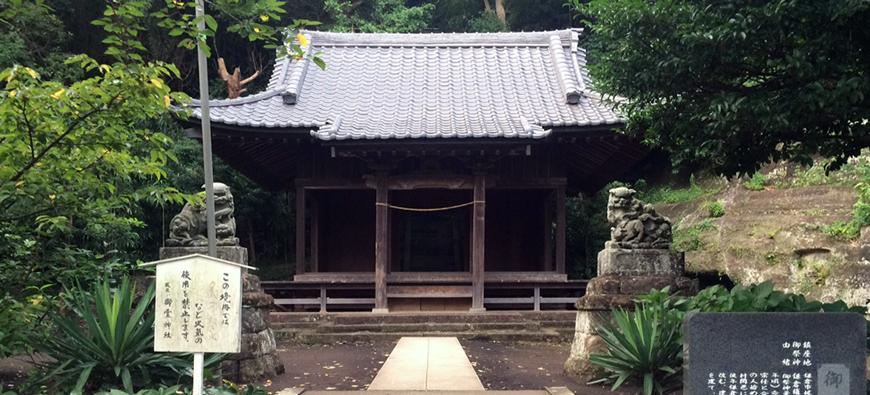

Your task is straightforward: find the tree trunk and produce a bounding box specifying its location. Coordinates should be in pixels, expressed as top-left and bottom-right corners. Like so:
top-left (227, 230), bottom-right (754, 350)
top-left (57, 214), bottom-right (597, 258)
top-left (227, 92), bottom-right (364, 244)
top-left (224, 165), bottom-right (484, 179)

top-left (495, 0), bottom-right (506, 24)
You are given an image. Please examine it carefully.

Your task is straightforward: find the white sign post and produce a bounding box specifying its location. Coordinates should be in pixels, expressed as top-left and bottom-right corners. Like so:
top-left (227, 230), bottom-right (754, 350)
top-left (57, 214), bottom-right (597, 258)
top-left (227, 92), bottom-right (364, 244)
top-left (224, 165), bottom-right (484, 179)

top-left (142, 254), bottom-right (254, 394)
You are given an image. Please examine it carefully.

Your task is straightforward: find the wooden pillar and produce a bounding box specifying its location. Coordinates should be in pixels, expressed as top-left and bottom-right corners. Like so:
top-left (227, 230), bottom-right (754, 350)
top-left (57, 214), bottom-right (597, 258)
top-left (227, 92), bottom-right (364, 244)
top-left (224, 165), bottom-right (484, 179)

top-left (311, 195), bottom-right (319, 273)
top-left (543, 190), bottom-right (554, 271)
top-left (555, 185), bottom-right (566, 274)
top-left (470, 174), bottom-right (486, 312)
top-left (373, 177), bottom-right (389, 313)
top-left (295, 186), bottom-right (306, 277)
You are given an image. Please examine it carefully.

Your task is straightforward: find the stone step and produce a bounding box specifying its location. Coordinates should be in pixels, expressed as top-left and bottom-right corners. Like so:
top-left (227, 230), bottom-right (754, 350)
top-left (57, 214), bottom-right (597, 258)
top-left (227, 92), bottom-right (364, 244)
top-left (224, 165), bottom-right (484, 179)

top-left (276, 329), bottom-right (572, 344)
top-left (328, 311), bottom-right (576, 325)
top-left (314, 321), bottom-right (546, 333)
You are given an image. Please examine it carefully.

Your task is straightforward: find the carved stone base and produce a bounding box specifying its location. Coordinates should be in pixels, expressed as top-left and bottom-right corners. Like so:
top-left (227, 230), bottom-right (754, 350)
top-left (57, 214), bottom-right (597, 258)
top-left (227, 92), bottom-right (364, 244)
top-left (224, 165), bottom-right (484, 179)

top-left (564, 273), bottom-right (698, 383)
top-left (159, 246), bottom-right (283, 383)
top-left (597, 248), bottom-right (684, 276)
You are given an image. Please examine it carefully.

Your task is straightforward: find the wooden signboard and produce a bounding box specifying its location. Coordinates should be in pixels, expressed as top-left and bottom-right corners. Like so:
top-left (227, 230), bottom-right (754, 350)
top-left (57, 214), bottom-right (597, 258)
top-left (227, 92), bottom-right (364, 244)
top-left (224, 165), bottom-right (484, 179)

top-left (142, 254), bottom-right (254, 353)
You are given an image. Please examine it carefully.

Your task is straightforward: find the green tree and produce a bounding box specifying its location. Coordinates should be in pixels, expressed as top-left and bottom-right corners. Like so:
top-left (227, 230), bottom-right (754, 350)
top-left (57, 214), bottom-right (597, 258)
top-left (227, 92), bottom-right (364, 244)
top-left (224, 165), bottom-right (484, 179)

top-left (0, 0), bottom-right (316, 359)
top-left (323, 0), bottom-right (434, 33)
top-left (574, 0), bottom-right (870, 175)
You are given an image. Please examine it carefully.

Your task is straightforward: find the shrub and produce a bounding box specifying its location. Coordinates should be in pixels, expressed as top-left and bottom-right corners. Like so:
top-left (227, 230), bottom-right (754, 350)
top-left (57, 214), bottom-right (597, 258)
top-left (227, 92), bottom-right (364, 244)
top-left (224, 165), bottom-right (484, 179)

top-left (27, 277), bottom-right (210, 394)
top-left (0, 286), bottom-right (52, 358)
top-left (706, 201), bottom-right (725, 218)
top-left (823, 181), bottom-right (870, 241)
top-left (589, 306), bottom-right (683, 395)
top-left (743, 172), bottom-right (766, 191)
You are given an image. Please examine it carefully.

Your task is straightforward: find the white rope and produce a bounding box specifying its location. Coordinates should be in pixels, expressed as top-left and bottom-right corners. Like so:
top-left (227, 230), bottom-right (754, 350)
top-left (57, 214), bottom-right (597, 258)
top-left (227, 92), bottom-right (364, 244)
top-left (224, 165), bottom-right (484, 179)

top-left (375, 200), bottom-right (484, 212)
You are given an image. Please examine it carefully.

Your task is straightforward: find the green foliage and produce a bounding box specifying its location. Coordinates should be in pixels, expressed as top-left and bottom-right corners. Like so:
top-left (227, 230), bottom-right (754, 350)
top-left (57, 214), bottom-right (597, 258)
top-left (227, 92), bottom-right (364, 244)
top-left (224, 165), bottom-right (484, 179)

top-left (772, 150), bottom-right (870, 188)
top-left (743, 173), bottom-right (766, 191)
top-left (672, 218), bottom-right (716, 252)
top-left (589, 306), bottom-right (682, 395)
top-left (575, 0), bottom-right (870, 175)
top-left (95, 385), bottom-right (182, 395)
top-left (468, 11), bottom-right (506, 32)
top-left (0, 286), bottom-right (51, 358)
top-left (0, 58), bottom-right (189, 299)
top-left (706, 201), bottom-right (725, 218)
top-left (823, 181), bottom-right (870, 240)
top-left (0, 0), bottom-right (81, 81)
top-left (29, 277), bottom-right (203, 394)
top-left (566, 186), bottom-right (614, 279)
top-left (324, 0), bottom-right (434, 33)
top-left (636, 175), bottom-right (722, 205)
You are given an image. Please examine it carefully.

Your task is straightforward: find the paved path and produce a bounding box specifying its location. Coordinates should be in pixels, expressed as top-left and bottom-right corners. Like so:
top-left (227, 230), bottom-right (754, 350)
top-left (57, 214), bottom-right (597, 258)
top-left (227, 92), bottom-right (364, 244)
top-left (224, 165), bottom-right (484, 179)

top-left (368, 337), bottom-right (485, 391)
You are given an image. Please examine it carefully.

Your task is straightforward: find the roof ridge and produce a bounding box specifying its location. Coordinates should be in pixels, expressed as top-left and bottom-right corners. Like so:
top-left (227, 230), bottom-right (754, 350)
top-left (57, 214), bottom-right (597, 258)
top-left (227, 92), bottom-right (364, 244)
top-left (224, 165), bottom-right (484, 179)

top-left (281, 33), bottom-right (313, 105)
top-left (548, 35), bottom-right (583, 104)
top-left (303, 29), bottom-right (582, 47)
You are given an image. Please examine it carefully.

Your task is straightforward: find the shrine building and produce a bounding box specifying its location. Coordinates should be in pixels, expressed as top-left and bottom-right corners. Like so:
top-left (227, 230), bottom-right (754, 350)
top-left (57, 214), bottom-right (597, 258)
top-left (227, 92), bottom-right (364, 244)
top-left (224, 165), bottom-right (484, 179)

top-left (182, 29), bottom-right (647, 313)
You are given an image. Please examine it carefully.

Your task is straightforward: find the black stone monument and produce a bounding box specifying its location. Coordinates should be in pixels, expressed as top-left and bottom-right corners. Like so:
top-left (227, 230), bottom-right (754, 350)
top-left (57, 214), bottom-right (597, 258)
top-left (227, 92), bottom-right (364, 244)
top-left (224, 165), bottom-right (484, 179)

top-left (685, 313), bottom-right (866, 395)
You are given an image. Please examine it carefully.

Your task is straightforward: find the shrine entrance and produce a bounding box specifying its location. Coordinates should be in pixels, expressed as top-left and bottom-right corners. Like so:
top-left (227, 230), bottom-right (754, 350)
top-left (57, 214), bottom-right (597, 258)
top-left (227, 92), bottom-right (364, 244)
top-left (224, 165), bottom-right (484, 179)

top-left (389, 190), bottom-right (472, 273)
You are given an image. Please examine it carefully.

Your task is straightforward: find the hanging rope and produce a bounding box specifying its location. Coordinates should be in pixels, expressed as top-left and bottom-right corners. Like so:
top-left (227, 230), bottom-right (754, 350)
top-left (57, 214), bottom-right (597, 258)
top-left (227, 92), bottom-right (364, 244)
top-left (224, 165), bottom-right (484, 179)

top-left (375, 200), bottom-right (485, 212)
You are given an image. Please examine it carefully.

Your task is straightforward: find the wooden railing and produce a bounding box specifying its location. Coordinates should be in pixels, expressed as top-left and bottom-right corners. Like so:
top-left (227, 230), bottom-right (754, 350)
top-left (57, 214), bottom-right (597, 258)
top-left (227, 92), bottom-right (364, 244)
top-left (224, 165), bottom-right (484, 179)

top-left (262, 272), bottom-right (587, 313)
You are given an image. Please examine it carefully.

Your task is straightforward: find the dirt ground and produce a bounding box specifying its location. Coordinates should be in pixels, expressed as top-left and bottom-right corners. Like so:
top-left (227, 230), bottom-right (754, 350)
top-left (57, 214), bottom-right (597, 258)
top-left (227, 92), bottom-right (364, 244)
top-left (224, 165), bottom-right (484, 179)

top-left (262, 339), bottom-right (636, 394)
top-left (2, 339), bottom-right (639, 394)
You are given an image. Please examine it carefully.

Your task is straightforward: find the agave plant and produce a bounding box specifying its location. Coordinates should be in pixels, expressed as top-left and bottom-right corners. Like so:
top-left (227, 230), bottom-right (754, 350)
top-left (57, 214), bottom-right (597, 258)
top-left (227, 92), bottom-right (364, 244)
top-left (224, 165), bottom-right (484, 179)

top-left (588, 305), bottom-right (683, 395)
top-left (29, 277), bottom-right (199, 394)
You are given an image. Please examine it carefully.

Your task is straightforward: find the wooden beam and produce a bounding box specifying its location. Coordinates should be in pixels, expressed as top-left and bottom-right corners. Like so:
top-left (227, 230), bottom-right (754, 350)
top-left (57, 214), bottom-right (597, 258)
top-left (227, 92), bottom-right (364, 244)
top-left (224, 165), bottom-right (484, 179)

top-left (295, 186), bottom-right (306, 276)
top-left (555, 185), bottom-right (566, 274)
top-left (373, 176), bottom-right (389, 313)
top-left (471, 173), bottom-right (486, 312)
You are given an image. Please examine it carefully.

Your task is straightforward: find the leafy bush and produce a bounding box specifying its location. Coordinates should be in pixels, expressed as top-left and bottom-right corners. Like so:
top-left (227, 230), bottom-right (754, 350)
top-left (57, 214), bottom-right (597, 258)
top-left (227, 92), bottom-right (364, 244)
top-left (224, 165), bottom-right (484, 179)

top-left (823, 181), bottom-right (870, 241)
top-left (706, 201), bottom-right (725, 218)
top-left (28, 277), bottom-right (203, 394)
top-left (743, 172), bottom-right (766, 191)
top-left (589, 306), bottom-right (682, 395)
top-left (0, 286), bottom-right (51, 358)
top-left (95, 386), bottom-right (181, 395)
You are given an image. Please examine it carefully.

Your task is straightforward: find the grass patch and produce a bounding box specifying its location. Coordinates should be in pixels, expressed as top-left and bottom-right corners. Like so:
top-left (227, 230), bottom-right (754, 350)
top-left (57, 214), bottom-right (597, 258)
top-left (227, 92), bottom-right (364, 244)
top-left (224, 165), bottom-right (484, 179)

top-left (743, 172), bottom-right (766, 191)
top-left (673, 218), bottom-right (717, 252)
top-left (706, 201), bottom-right (725, 218)
top-left (773, 149), bottom-right (870, 188)
top-left (638, 175), bottom-right (723, 205)
top-left (821, 182), bottom-right (869, 241)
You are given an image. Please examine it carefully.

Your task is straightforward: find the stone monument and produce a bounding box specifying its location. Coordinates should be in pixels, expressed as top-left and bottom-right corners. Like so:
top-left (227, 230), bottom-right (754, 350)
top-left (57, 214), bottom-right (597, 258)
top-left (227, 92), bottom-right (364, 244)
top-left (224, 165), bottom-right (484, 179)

top-left (160, 183), bottom-right (284, 383)
top-left (564, 187), bottom-right (697, 382)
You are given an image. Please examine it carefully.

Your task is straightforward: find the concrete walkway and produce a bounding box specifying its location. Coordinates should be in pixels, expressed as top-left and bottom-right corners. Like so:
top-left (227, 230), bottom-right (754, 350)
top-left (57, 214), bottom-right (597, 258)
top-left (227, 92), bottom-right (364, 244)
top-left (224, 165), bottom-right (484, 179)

top-left (368, 337), bottom-right (485, 391)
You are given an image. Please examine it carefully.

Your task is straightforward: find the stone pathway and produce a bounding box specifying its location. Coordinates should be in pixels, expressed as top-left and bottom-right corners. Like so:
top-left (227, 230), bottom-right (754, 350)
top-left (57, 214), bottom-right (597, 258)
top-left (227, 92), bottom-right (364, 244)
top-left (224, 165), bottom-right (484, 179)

top-left (367, 337), bottom-right (485, 391)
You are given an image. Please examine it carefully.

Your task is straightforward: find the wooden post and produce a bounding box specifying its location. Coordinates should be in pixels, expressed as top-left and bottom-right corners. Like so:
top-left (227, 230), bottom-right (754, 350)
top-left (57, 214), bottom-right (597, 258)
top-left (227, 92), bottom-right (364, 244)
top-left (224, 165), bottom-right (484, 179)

top-left (319, 286), bottom-right (327, 315)
top-left (311, 195), bottom-right (319, 273)
top-left (543, 190), bottom-right (554, 271)
top-left (470, 174), bottom-right (486, 312)
top-left (295, 186), bottom-right (306, 276)
top-left (555, 185), bottom-right (566, 274)
top-left (373, 177), bottom-right (389, 313)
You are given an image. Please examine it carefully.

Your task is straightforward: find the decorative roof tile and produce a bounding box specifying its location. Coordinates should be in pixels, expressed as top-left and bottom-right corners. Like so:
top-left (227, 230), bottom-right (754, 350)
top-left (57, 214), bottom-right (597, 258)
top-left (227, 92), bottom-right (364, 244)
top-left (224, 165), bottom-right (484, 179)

top-left (188, 29), bottom-right (622, 141)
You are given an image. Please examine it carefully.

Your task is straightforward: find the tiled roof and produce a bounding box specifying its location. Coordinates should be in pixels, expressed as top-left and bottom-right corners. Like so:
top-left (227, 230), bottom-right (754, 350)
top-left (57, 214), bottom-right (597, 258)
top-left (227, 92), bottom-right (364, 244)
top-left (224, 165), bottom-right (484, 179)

top-left (189, 29), bottom-right (622, 141)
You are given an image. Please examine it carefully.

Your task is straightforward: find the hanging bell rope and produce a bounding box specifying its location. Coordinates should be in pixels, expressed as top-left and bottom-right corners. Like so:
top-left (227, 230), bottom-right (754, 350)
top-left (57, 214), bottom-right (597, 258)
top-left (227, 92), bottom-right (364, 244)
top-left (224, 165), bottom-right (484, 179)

top-left (375, 200), bottom-right (485, 212)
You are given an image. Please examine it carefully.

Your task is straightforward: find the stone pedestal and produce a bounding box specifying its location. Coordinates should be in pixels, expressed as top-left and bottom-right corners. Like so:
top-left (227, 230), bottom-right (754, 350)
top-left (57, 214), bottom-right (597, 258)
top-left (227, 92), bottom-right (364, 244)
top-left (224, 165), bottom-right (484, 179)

top-left (564, 248), bottom-right (697, 382)
top-left (159, 247), bottom-right (285, 383)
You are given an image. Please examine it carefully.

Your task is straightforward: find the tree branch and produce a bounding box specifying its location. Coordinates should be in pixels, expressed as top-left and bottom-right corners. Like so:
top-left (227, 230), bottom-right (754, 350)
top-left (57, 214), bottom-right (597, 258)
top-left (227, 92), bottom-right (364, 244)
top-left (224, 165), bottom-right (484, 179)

top-left (6, 95), bottom-right (119, 185)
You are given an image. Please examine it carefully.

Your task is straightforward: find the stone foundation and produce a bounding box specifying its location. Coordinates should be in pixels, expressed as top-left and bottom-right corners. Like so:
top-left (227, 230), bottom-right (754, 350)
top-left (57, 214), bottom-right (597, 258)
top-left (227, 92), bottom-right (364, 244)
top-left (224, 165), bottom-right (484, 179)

top-left (564, 249), bottom-right (697, 383)
top-left (159, 247), bottom-right (284, 383)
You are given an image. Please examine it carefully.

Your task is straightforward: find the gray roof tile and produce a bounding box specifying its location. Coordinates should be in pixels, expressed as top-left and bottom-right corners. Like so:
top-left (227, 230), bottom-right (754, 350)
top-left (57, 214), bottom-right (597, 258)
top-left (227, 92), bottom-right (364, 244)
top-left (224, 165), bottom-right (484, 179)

top-left (189, 29), bottom-right (622, 140)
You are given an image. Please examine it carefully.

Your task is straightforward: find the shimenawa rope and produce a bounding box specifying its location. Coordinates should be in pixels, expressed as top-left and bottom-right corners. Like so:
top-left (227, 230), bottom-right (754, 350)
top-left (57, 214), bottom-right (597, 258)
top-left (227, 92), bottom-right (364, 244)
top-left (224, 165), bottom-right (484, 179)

top-left (375, 201), bottom-right (485, 212)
